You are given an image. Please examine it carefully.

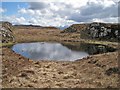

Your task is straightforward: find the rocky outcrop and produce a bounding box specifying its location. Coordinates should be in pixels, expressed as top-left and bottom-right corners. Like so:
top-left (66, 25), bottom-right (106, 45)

top-left (83, 22), bottom-right (120, 41)
top-left (0, 22), bottom-right (15, 43)
top-left (62, 22), bottom-right (120, 42)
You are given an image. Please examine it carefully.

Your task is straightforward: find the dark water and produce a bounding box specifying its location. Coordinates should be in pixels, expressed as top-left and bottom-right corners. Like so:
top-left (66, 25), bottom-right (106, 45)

top-left (12, 42), bottom-right (116, 61)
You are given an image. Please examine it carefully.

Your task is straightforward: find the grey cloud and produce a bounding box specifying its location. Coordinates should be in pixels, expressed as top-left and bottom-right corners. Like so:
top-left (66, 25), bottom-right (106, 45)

top-left (118, 1), bottom-right (120, 16)
top-left (68, 1), bottom-right (118, 22)
top-left (14, 1), bottom-right (118, 27)
top-left (27, 1), bottom-right (118, 24)
top-left (80, 2), bottom-right (103, 16)
top-left (28, 2), bottom-right (49, 10)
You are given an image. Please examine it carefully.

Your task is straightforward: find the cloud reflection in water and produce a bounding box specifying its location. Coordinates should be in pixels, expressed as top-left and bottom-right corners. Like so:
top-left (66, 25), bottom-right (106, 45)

top-left (12, 42), bottom-right (89, 61)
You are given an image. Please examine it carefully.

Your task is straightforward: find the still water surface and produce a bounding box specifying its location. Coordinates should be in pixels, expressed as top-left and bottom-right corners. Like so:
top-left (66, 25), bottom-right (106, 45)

top-left (12, 42), bottom-right (89, 61)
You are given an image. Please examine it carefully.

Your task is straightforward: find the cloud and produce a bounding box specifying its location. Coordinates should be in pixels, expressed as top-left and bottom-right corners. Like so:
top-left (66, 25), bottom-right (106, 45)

top-left (17, 2), bottom-right (80, 27)
top-left (68, 0), bottom-right (118, 23)
top-left (15, 17), bottom-right (26, 24)
top-left (2, 15), bottom-right (27, 24)
top-left (0, 8), bottom-right (6, 13)
top-left (2, 0), bottom-right (119, 27)
top-left (28, 2), bottom-right (49, 10)
top-left (18, 8), bottom-right (35, 15)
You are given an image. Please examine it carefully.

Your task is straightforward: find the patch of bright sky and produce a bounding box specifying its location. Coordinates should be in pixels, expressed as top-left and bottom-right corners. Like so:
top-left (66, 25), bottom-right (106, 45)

top-left (2, 2), bottom-right (29, 16)
top-left (1, 0), bottom-right (24, 2)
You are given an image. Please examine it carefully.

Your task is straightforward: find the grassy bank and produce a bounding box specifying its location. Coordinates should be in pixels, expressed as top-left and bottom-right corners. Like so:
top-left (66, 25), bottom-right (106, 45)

top-left (0, 42), bottom-right (15, 48)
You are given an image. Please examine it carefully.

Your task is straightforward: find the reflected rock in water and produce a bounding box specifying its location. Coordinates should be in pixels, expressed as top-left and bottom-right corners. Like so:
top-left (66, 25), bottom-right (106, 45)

top-left (62, 43), bottom-right (116, 55)
top-left (12, 42), bottom-right (116, 61)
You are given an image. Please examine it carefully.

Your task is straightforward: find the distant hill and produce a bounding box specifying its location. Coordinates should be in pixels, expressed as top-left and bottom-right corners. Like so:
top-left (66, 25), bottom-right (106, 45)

top-left (14, 25), bottom-right (58, 30)
top-left (58, 26), bottom-right (69, 30)
top-left (61, 24), bottom-right (88, 33)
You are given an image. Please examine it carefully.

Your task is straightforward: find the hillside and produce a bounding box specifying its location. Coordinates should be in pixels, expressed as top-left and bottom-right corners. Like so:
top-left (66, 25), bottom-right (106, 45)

top-left (62, 22), bottom-right (119, 42)
top-left (61, 24), bottom-right (88, 33)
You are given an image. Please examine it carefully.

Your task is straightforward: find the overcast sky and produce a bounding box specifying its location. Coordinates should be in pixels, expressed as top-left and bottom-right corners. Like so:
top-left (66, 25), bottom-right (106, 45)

top-left (0, 0), bottom-right (119, 28)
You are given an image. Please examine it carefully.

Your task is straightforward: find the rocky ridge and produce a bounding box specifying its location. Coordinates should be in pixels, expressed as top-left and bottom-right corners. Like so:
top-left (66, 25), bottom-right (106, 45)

top-left (62, 22), bottom-right (120, 42)
top-left (0, 22), bottom-right (15, 43)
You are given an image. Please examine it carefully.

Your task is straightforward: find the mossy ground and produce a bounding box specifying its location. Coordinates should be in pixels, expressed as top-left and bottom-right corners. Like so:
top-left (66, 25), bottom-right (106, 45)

top-left (0, 42), bottom-right (14, 48)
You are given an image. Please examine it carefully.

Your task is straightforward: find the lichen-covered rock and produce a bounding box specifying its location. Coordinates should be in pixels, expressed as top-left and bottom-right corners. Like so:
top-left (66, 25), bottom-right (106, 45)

top-left (86, 22), bottom-right (120, 41)
top-left (0, 22), bottom-right (15, 43)
top-left (62, 22), bottom-right (120, 42)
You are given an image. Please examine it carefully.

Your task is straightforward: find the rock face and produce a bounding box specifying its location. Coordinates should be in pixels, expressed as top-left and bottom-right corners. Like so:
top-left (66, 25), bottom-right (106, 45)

top-left (62, 22), bottom-right (120, 42)
top-left (84, 22), bottom-right (120, 41)
top-left (0, 22), bottom-right (15, 43)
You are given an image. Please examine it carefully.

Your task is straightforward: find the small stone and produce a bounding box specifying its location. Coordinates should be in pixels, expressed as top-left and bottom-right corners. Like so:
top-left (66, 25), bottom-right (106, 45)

top-left (63, 74), bottom-right (72, 79)
top-left (18, 72), bottom-right (28, 77)
top-left (58, 71), bottom-right (64, 74)
top-left (105, 67), bottom-right (119, 76)
top-left (27, 84), bottom-right (34, 87)
top-left (56, 83), bottom-right (63, 87)
top-left (9, 79), bottom-right (14, 83)
top-left (52, 74), bottom-right (56, 78)
top-left (24, 70), bottom-right (35, 74)
top-left (32, 79), bottom-right (38, 83)
top-left (43, 73), bottom-right (47, 75)
top-left (62, 63), bottom-right (69, 66)
top-left (34, 64), bottom-right (41, 68)
top-left (34, 61), bottom-right (39, 64)
top-left (45, 65), bottom-right (50, 68)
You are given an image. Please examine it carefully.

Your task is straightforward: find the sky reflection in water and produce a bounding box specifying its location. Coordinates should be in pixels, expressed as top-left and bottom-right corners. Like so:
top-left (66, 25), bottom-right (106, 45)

top-left (12, 42), bottom-right (89, 61)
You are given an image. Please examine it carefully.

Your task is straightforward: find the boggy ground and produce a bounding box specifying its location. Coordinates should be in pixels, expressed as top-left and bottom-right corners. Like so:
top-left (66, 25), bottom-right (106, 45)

top-left (1, 27), bottom-right (120, 88)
